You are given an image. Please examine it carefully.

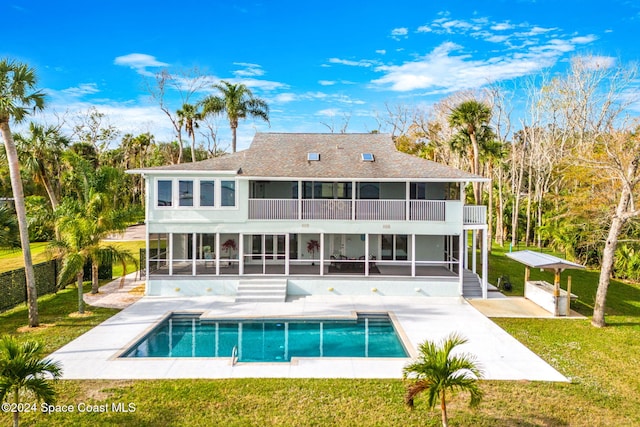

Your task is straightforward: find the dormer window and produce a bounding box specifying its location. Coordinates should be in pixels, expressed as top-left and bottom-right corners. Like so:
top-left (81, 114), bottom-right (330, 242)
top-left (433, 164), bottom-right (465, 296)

top-left (307, 152), bottom-right (320, 161)
top-left (361, 153), bottom-right (375, 162)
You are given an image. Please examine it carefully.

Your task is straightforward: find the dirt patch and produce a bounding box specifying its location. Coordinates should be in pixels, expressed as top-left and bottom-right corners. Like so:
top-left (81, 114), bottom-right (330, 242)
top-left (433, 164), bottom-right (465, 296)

top-left (17, 323), bottom-right (55, 333)
top-left (129, 284), bottom-right (145, 295)
top-left (68, 311), bottom-right (94, 318)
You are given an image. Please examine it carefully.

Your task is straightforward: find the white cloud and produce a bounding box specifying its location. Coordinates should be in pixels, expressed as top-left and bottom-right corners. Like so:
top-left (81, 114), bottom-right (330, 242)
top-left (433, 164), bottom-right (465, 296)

top-left (376, 49), bottom-right (387, 55)
top-left (327, 57), bottom-right (378, 67)
top-left (371, 39), bottom-right (564, 92)
top-left (391, 27), bottom-right (408, 40)
top-left (233, 62), bottom-right (266, 77)
top-left (491, 22), bottom-right (515, 31)
top-left (316, 108), bottom-right (341, 117)
top-left (318, 80), bottom-right (336, 86)
top-left (61, 83), bottom-right (100, 97)
top-left (114, 53), bottom-right (169, 76)
top-left (416, 25), bottom-right (432, 33)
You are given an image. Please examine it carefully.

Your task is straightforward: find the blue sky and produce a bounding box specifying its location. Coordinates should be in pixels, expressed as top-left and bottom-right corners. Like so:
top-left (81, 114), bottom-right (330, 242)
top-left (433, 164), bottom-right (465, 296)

top-left (3, 0), bottom-right (639, 151)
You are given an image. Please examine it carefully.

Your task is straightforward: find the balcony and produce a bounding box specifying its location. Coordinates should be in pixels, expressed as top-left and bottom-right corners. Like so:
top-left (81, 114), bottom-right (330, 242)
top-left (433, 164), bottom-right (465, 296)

top-left (248, 199), bottom-right (484, 223)
top-left (463, 205), bottom-right (487, 225)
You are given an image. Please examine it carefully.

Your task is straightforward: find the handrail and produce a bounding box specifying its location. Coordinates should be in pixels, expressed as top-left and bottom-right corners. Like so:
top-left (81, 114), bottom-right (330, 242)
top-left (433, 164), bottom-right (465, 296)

top-left (231, 345), bottom-right (238, 366)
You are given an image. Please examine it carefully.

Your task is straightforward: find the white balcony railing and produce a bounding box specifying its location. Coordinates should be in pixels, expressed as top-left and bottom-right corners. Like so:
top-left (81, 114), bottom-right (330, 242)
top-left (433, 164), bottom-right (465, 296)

top-left (410, 200), bottom-right (446, 221)
top-left (302, 199), bottom-right (351, 220)
top-left (249, 199), bottom-right (298, 220)
top-left (248, 198), bottom-right (479, 222)
top-left (463, 205), bottom-right (487, 225)
top-left (355, 200), bottom-right (405, 220)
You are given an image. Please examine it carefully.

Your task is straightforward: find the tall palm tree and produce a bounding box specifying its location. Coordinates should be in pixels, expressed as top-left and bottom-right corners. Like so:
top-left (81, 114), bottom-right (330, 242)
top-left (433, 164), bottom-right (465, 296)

top-left (448, 100), bottom-right (492, 205)
top-left (177, 103), bottom-right (202, 162)
top-left (201, 81), bottom-right (269, 153)
top-left (403, 333), bottom-right (483, 427)
top-left (0, 335), bottom-right (62, 427)
top-left (0, 58), bottom-right (46, 328)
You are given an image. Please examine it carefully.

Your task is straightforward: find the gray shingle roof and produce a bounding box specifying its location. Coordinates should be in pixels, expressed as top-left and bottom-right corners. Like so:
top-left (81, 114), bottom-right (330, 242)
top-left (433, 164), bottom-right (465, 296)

top-left (133, 133), bottom-right (486, 181)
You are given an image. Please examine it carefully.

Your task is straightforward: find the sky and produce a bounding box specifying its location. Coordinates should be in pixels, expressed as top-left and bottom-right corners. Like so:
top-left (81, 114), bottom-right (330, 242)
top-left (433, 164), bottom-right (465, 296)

top-left (2, 0), bottom-right (640, 151)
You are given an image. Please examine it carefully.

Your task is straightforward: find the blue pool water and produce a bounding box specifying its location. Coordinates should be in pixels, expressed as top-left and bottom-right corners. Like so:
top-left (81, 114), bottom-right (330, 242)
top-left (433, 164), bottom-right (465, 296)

top-left (123, 313), bottom-right (408, 362)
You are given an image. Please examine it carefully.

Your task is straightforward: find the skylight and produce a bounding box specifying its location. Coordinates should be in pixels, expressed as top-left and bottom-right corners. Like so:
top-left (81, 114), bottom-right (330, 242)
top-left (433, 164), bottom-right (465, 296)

top-left (361, 153), bottom-right (375, 162)
top-left (307, 152), bottom-right (320, 161)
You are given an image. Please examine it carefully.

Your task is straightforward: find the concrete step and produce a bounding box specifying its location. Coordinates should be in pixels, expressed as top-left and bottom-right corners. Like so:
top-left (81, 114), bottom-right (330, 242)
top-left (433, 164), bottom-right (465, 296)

top-left (235, 279), bottom-right (287, 303)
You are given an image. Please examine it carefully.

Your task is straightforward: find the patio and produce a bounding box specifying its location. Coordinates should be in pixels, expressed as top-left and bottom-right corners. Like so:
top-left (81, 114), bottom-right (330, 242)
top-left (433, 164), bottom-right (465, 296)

top-left (50, 293), bottom-right (567, 381)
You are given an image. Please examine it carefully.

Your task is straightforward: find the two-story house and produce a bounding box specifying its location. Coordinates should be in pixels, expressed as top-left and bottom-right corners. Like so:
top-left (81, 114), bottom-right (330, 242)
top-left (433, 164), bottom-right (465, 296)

top-left (130, 133), bottom-right (489, 300)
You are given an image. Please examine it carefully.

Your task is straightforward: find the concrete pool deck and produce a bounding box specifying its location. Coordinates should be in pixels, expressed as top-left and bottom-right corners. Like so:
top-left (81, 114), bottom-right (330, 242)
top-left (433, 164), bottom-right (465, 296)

top-left (50, 294), bottom-right (568, 382)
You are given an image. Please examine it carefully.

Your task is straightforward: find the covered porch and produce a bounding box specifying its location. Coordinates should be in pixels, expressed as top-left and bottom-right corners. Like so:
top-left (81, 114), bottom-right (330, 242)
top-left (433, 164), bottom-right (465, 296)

top-left (146, 232), bottom-right (462, 280)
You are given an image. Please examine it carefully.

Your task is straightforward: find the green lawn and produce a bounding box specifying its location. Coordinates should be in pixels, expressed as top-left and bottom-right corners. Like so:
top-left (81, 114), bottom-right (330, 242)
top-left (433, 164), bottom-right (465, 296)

top-left (0, 242), bottom-right (50, 273)
top-left (1, 246), bottom-right (639, 426)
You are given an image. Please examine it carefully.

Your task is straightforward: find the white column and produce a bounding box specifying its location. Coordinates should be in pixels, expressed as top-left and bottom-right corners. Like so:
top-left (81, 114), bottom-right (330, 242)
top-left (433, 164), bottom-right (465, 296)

top-left (482, 227), bottom-right (488, 299)
top-left (319, 232), bottom-right (325, 276)
top-left (458, 233), bottom-right (464, 296)
top-left (168, 232), bottom-right (173, 276)
top-left (144, 226), bottom-right (150, 294)
top-left (472, 230), bottom-right (477, 274)
top-left (411, 234), bottom-right (416, 277)
top-left (365, 233), bottom-right (370, 276)
top-left (215, 233), bottom-right (220, 276)
top-left (192, 232), bottom-right (197, 276)
top-left (239, 233), bottom-right (244, 275)
top-left (285, 233), bottom-right (290, 276)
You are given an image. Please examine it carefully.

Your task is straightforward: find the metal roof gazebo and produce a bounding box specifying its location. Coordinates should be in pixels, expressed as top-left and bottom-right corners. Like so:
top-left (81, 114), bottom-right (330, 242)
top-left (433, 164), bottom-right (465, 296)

top-left (506, 250), bottom-right (585, 316)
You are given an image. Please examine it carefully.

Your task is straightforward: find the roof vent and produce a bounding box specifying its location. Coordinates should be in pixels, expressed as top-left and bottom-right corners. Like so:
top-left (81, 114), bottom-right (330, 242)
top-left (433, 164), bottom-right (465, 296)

top-left (361, 153), bottom-right (375, 162)
top-left (307, 152), bottom-right (320, 161)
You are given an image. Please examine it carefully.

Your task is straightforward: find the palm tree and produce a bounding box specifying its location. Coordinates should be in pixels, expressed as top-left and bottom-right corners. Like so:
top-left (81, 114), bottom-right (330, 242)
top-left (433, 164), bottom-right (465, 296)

top-left (177, 103), bottom-right (203, 162)
top-left (0, 58), bottom-right (46, 328)
top-left (403, 333), bottom-right (483, 427)
top-left (50, 192), bottom-right (132, 314)
top-left (448, 100), bottom-right (492, 205)
top-left (0, 335), bottom-right (62, 427)
top-left (14, 123), bottom-right (68, 211)
top-left (201, 81), bottom-right (269, 153)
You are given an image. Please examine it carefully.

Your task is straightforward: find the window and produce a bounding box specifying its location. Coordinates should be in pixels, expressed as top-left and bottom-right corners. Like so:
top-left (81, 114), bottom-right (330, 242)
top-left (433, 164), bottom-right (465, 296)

top-left (179, 180), bottom-right (194, 206)
top-left (358, 182), bottom-right (380, 199)
top-left (221, 180), bottom-right (236, 206)
top-left (361, 153), bottom-right (375, 162)
top-left (381, 234), bottom-right (408, 260)
top-left (307, 152), bottom-right (320, 161)
top-left (200, 180), bottom-right (215, 206)
top-left (157, 180), bottom-right (172, 206)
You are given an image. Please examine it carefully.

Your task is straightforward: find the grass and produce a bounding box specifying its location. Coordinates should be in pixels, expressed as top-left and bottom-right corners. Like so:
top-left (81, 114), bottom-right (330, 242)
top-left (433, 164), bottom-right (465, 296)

top-left (0, 240), bottom-right (146, 277)
top-left (1, 245), bottom-right (639, 426)
top-left (0, 242), bottom-right (50, 273)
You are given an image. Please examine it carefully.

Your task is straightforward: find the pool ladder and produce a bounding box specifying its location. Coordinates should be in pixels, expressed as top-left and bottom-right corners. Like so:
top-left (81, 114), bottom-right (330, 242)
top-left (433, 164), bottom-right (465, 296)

top-left (231, 345), bottom-right (238, 366)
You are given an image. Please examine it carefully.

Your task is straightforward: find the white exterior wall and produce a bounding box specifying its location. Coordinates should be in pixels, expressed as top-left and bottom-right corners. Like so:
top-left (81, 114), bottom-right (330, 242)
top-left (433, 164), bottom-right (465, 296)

top-left (146, 175), bottom-right (465, 237)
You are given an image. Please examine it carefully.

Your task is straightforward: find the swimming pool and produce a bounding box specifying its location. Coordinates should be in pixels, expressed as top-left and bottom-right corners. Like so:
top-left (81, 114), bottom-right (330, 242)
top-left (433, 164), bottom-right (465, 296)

top-left (122, 313), bottom-right (409, 362)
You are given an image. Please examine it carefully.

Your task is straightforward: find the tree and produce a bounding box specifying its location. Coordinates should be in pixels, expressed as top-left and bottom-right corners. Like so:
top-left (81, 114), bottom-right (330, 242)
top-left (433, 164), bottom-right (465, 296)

top-left (14, 123), bottom-right (68, 211)
top-left (51, 189), bottom-right (132, 313)
top-left (0, 58), bottom-right (45, 328)
top-left (403, 333), bottom-right (483, 427)
top-left (177, 103), bottom-right (202, 162)
top-left (0, 204), bottom-right (19, 248)
top-left (0, 335), bottom-right (62, 427)
top-left (148, 69), bottom-right (210, 164)
top-left (448, 100), bottom-right (493, 205)
top-left (546, 56), bottom-right (640, 327)
top-left (201, 81), bottom-right (270, 153)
